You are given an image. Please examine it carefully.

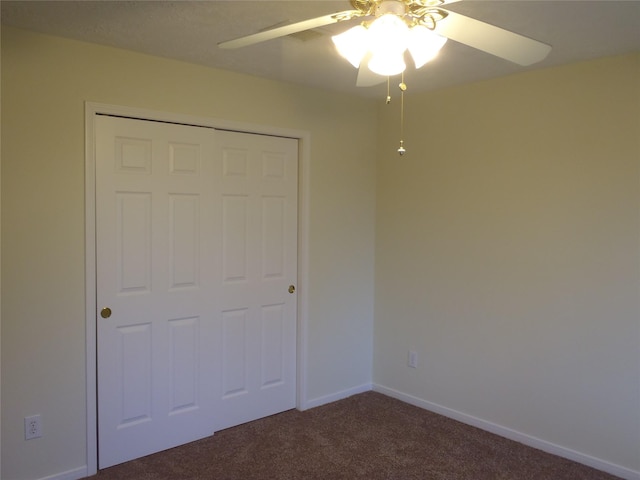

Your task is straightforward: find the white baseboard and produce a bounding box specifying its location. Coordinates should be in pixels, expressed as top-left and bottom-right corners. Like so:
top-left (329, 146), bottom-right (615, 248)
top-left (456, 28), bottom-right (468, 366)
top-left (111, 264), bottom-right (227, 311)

top-left (373, 384), bottom-right (639, 480)
top-left (302, 383), bottom-right (372, 410)
top-left (37, 466), bottom-right (88, 480)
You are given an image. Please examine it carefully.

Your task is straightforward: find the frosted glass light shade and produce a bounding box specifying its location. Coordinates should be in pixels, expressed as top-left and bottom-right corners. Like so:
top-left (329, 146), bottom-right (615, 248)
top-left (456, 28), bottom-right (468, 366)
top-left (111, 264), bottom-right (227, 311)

top-left (332, 25), bottom-right (369, 67)
top-left (366, 13), bottom-right (409, 76)
top-left (407, 25), bottom-right (447, 68)
top-left (332, 13), bottom-right (444, 76)
top-left (368, 52), bottom-right (406, 76)
top-left (368, 13), bottom-right (409, 56)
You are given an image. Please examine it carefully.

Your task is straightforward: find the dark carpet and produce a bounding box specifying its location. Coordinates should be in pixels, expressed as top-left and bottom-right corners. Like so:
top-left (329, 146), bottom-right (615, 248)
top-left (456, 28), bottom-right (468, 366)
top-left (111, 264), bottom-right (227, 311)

top-left (87, 391), bottom-right (619, 479)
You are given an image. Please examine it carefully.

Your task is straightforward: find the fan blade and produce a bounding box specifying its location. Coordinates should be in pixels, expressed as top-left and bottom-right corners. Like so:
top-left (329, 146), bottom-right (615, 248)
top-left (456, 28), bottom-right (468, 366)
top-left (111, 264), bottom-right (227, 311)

top-left (436, 10), bottom-right (551, 66)
top-left (218, 10), bottom-right (360, 49)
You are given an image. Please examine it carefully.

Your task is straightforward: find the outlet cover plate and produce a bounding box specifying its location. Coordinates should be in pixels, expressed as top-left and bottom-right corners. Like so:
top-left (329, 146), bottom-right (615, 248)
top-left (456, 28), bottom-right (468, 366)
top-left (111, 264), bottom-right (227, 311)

top-left (24, 415), bottom-right (42, 440)
top-left (408, 350), bottom-right (418, 368)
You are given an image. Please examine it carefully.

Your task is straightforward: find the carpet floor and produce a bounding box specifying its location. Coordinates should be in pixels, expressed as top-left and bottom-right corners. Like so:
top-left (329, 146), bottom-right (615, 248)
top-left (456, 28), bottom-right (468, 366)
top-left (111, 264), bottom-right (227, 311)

top-left (87, 391), bottom-right (620, 479)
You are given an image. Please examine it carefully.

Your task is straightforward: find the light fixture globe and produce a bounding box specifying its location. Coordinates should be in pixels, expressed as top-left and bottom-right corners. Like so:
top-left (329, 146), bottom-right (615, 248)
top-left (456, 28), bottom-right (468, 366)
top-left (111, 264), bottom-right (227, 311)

top-left (407, 25), bottom-right (447, 68)
top-left (366, 13), bottom-right (409, 76)
top-left (368, 13), bottom-right (409, 56)
top-left (368, 52), bottom-right (407, 76)
top-left (332, 25), bottom-right (369, 67)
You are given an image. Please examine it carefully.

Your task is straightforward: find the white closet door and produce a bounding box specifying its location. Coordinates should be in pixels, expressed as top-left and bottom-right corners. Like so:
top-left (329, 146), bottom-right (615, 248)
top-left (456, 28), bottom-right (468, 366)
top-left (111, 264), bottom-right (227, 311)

top-left (214, 130), bottom-right (298, 431)
top-left (95, 116), bottom-right (298, 468)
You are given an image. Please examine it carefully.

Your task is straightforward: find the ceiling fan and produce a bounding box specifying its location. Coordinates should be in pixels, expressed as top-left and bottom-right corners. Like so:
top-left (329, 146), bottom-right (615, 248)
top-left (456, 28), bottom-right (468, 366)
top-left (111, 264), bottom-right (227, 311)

top-left (218, 0), bottom-right (552, 87)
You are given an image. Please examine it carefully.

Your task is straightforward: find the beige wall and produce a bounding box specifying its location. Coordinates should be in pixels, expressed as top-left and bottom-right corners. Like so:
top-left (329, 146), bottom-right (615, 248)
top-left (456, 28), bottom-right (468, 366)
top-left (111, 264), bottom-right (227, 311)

top-left (0, 26), bottom-right (376, 480)
top-left (2, 23), bottom-right (638, 480)
top-left (374, 53), bottom-right (640, 475)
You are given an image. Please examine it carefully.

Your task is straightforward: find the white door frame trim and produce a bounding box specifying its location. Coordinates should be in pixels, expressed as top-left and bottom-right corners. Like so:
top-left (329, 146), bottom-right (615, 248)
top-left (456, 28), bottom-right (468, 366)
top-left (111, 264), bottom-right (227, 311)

top-left (84, 102), bottom-right (310, 476)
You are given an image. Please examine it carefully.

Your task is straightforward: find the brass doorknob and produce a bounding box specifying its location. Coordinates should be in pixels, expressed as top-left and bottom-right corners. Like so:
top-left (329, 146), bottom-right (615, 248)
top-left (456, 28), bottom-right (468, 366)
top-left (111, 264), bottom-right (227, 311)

top-left (100, 307), bottom-right (112, 319)
top-left (288, 285), bottom-right (295, 294)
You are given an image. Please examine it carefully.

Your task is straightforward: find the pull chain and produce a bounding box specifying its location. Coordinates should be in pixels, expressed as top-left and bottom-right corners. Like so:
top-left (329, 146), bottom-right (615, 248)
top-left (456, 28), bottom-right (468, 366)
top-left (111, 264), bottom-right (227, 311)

top-left (398, 72), bottom-right (406, 156)
top-left (386, 76), bottom-right (391, 104)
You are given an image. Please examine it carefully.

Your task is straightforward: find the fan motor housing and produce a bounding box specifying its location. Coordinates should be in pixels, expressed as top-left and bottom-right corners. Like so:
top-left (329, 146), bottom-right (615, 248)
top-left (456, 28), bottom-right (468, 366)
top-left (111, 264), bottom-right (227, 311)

top-left (377, 1), bottom-right (407, 17)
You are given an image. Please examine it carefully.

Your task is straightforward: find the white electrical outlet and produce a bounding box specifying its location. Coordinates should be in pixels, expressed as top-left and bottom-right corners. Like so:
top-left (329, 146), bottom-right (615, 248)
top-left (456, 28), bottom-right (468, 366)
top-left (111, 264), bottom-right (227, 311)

top-left (24, 414), bottom-right (42, 440)
top-left (408, 350), bottom-right (418, 368)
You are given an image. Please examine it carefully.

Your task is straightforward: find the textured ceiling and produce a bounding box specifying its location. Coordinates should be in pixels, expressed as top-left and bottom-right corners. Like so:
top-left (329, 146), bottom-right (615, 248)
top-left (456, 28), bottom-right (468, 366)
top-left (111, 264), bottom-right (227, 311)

top-left (2, 1), bottom-right (639, 97)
